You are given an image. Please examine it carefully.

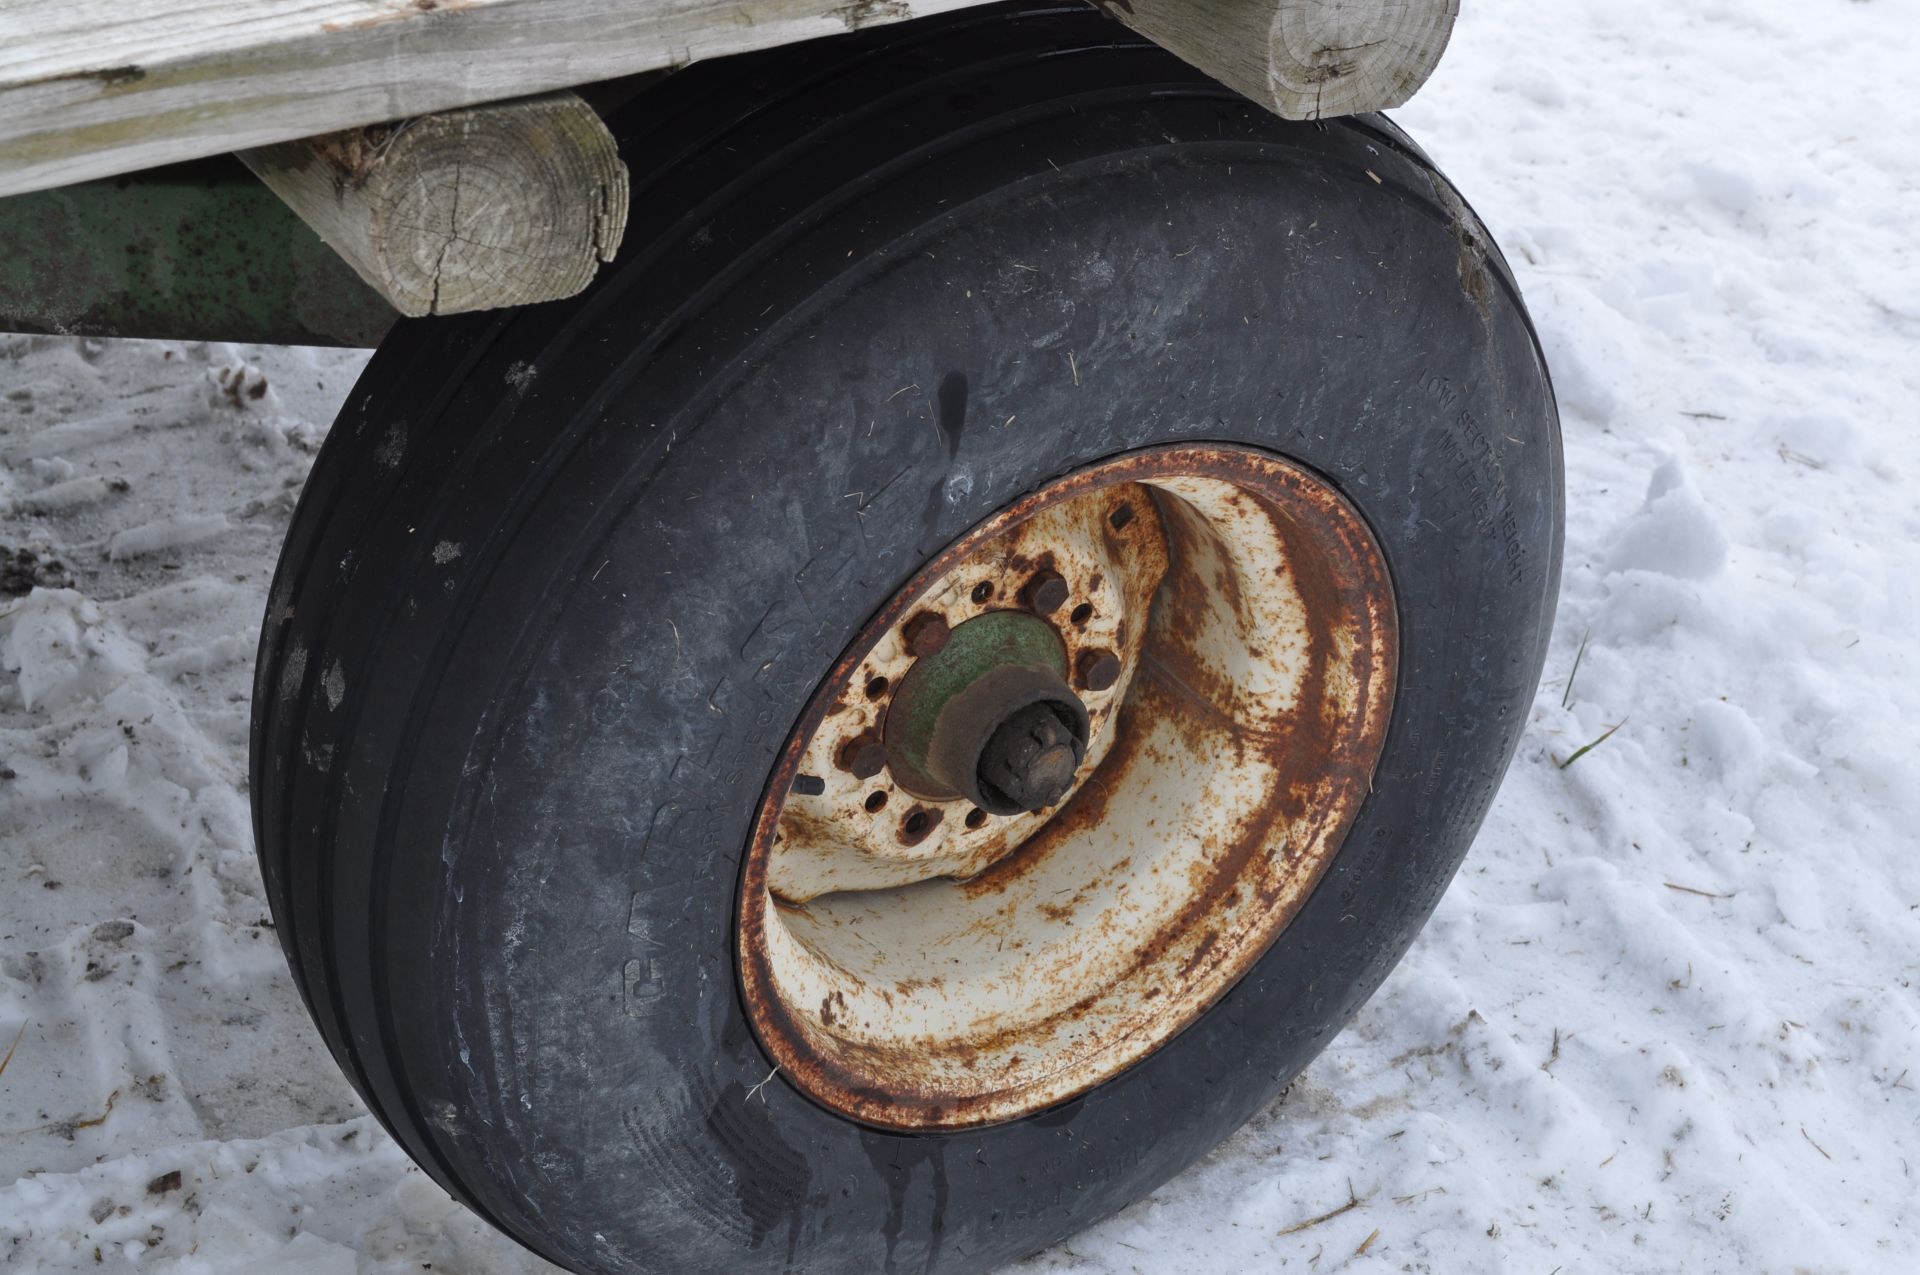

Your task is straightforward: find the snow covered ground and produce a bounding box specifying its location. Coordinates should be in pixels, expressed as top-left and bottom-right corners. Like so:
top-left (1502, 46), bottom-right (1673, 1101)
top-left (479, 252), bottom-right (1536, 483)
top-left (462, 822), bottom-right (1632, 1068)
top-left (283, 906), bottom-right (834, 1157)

top-left (4, 0), bottom-right (1918, 1270)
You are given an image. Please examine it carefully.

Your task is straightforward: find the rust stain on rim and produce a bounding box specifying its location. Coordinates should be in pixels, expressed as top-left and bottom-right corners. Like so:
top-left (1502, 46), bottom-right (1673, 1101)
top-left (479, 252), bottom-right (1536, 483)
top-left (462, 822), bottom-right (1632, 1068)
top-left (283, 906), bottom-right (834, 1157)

top-left (737, 444), bottom-right (1397, 1130)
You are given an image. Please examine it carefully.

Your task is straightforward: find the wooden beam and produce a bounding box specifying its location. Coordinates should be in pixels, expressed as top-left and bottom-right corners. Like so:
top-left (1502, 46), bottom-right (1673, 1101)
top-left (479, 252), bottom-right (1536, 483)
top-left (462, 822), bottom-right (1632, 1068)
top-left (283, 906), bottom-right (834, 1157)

top-left (0, 0), bottom-right (986, 198)
top-left (1099, 0), bottom-right (1458, 120)
top-left (236, 92), bottom-right (627, 317)
top-left (0, 1), bottom-right (1458, 200)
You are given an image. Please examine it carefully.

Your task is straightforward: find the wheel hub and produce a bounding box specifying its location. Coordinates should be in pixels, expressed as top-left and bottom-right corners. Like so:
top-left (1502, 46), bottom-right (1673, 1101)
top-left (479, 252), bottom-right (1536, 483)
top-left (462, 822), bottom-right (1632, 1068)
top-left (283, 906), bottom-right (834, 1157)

top-left (884, 610), bottom-right (1091, 816)
top-left (737, 445), bottom-right (1398, 1130)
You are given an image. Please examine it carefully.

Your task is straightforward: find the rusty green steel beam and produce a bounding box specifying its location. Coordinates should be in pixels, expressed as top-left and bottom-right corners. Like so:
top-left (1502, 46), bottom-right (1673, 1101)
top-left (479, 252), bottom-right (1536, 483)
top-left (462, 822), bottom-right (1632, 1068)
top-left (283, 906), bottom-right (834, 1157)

top-left (0, 156), bottom-right (395, 348)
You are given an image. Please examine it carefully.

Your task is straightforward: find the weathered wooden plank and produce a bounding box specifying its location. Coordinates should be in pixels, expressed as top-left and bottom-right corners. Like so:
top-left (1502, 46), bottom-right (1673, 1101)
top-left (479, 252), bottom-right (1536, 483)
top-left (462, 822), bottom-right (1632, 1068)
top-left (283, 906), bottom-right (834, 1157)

top-left (0, 1), bottom-right (1457, 200)
top-left (0, 0), bottom-right (987, 197)
top-left (237, 91), bottom-right (628, 316)
top-left (1100, 0), bottom-right (1458, 121)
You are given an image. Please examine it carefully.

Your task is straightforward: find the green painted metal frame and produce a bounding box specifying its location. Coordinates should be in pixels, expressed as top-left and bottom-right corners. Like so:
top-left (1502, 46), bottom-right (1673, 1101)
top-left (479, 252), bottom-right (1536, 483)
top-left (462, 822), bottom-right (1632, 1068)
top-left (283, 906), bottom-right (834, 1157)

top-left (0, 156), bottom-right (395, 348)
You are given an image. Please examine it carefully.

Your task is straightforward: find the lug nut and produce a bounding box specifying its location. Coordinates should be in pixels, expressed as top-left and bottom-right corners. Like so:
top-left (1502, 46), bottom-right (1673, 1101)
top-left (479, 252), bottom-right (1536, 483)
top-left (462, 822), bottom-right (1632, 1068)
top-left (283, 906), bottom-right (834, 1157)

top-left (1021, 569), bottom-right (1070, 616)
top-left (836, 731), bottom-right (888, 780)
top-left (1076, 648), bottom-right (1122, 693)
top-left (902, 611), bottom-right (951, 657)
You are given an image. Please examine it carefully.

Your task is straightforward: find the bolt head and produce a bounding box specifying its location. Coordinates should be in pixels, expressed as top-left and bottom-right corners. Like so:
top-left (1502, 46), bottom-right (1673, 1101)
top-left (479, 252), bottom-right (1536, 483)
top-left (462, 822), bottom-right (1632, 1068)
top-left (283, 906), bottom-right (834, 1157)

top-left (1076, 649), bottom-right (1122, 693)
top-left (1021, 569), bottom-right (1070, 615)
top-left (837, 732), bottom-right (888, 780)
top-left (902, 611), bottom-right (951, 658)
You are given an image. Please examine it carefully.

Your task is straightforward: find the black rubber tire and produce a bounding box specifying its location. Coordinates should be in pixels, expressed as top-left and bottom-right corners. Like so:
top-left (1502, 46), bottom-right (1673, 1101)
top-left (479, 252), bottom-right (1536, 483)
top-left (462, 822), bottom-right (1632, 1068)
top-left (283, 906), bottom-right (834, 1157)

top-left (250, 6), bottom-right (1562, 1272)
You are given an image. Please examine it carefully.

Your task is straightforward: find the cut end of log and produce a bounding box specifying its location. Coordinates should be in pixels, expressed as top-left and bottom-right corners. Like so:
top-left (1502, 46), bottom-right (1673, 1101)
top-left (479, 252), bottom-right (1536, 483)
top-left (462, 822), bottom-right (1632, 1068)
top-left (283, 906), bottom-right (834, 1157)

top-left (241, 91), bottom-right (630, 318)
top-left (1100, 0), bottom-right (1458, 122)
top-left (1267, 0), bottom-right (1460, 119)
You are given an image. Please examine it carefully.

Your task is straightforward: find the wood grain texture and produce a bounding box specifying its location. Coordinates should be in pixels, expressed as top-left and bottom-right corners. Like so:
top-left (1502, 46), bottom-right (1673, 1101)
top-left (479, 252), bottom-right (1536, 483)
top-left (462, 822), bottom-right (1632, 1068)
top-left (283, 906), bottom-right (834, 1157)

top-left (1100, 0), bottom-right (1458, 120)
top-left (0, 0), bottom-right (1455, 197)
top-left (237, 91), bottom-right (627, 316)
top-left (0, 0), bottom-right (986, 196)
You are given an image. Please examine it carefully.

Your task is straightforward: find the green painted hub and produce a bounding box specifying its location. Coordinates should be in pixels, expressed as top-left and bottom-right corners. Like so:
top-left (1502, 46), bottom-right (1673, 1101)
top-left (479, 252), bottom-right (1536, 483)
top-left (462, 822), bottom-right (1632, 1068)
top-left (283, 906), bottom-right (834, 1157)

top-left (883, 611), bottom-right (1074, 801)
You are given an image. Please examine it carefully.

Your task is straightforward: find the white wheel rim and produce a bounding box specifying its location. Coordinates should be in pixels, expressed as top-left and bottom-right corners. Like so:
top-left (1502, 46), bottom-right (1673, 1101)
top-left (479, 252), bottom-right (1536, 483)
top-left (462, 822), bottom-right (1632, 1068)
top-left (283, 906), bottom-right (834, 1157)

top-left (738, 445), bottom-right (1397, 1129)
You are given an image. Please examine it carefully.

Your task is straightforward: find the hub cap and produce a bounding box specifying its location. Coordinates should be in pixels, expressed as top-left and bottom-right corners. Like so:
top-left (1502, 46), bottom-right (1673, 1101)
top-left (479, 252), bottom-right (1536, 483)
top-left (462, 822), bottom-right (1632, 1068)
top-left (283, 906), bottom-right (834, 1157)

top-left (737, 445), bottom-right (1397, 1129)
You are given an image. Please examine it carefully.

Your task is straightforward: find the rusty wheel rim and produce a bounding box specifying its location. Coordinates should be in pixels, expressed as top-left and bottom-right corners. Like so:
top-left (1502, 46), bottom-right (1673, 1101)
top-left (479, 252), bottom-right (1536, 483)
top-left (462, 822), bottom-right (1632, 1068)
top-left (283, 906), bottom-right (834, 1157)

top-left (737, 445), bottom-right (1397, 1130)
